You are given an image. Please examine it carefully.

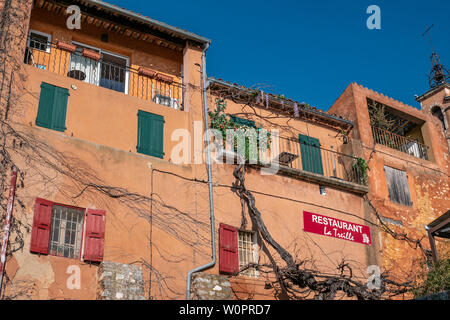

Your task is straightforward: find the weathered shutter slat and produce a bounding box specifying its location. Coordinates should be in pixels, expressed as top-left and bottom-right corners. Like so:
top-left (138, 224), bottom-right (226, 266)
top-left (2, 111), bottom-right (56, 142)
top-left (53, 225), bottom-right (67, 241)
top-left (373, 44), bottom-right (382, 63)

top-left (384, 166), bottom-right (412, 206)
top-left (83, 209), bottom-right (106, 262)
top-left (219, 223), bottom-right (239, 274)
top-left (30, 198), bottom-right (53, 254)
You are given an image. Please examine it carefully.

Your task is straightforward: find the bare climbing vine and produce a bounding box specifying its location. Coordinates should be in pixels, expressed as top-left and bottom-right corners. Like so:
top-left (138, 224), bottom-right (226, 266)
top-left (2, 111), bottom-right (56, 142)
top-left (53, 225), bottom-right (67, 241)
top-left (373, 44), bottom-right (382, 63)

top-left (0, 0), bottom-right (210, 300)
top-left (208, 85), bottom-right (429, 300)
top-left (232, 162), bottom-right (414, 300)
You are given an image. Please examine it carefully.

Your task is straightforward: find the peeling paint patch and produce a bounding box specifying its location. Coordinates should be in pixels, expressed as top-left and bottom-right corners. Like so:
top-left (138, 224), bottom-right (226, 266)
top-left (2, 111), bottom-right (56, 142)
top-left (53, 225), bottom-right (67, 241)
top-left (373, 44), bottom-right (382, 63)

top-left (380, 216), bottom-right (403, 227)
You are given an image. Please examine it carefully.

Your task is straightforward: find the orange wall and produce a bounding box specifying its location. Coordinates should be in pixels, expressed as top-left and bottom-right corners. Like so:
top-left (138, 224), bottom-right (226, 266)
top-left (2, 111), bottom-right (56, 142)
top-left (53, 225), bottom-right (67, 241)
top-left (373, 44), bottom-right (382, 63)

top-left (6, 68), bottom-right (375, 300)
top-left (195, 94), bottom-right (374, 299)
top-left (329, 83), bottom-right (450, 295)
top-left (17, 65), bottom-right (189, 162)
top-left (4, 3), bottom-right (377, 301)
top-left (28, 6), bottom-right (183, 77)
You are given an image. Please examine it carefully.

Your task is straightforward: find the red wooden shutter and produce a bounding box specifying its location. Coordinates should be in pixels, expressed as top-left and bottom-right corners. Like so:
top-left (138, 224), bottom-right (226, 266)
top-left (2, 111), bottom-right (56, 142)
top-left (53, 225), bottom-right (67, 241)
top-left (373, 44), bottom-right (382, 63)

top-left (219, 223), bottom-right (239, 274)
top-left (30, 198), bottom-right (53, 254)
top-left (83, 209), bottom-right (106, 262)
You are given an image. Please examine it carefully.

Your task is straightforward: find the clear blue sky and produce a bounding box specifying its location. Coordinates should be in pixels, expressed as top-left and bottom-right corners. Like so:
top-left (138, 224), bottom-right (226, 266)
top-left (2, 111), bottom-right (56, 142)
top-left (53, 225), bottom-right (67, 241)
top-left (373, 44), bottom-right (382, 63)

top-left (108, 0), bottom-right (449, 111)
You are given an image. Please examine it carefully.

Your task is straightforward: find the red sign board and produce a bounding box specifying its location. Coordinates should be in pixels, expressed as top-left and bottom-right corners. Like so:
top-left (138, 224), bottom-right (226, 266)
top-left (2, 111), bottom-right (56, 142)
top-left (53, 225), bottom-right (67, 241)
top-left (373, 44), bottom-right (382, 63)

top-left (303, 211), bottom-right (371, 246)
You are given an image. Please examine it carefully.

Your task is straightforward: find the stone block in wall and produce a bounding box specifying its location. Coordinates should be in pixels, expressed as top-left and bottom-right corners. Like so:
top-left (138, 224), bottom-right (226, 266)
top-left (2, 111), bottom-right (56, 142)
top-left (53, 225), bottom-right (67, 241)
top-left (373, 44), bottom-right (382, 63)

top-left (190, 272), bottom-right (233, 300)
top-left (97, 261), bottom-right (145, 300)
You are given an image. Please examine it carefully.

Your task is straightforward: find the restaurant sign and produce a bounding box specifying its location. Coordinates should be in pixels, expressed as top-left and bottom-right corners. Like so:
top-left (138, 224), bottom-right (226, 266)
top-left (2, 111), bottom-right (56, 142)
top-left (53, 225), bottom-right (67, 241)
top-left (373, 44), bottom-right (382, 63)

top-left (303, 211), bottom-right (371, 245)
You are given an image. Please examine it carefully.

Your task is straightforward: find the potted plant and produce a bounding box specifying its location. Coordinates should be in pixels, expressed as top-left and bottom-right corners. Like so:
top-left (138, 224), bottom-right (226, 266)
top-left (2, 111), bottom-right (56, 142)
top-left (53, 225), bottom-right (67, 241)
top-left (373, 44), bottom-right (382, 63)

top-left (82, 48), bottom-right (101, 61)
top-left (352, 158), bottom-right (369, 185)
top-left (138, 67), bottom-right (157, 78)
top-left (155, 73), bottom-right (173, 84)
top-left (56, 40), bottom-right (76, 53)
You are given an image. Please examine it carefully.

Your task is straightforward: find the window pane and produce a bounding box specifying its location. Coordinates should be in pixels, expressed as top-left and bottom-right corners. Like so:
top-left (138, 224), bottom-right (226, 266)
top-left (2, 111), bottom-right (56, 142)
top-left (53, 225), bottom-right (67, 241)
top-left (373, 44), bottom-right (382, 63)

top-left (30, 32), bottom-right (49, 51)
top-left (238, 231), bottom-right (258, 277)
top-left (100, 53), bottom-right (127, 93)
top-left (50, 205), bottom-right (84, 259)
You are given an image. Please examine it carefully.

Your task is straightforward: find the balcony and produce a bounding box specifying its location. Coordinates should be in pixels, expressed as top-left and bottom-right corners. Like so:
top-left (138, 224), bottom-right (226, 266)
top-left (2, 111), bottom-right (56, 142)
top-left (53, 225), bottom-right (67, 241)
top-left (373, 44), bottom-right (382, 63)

top-left (24, 38), bottom-right (184, 110)
top-left (217, 134), bottom-right (368, 191)
top-left (274, 136), bottom-right (368, 187)
top-left (371, 126), bottom-right (429, 160)
top-left (367, 98), bottom-right (430, 161)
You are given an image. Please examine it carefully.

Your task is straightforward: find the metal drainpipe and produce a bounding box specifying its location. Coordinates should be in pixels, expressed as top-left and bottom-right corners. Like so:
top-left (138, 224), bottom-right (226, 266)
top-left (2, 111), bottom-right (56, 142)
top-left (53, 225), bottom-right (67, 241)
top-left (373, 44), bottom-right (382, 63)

top-left (186, 43), bottom-right (216, 300)
top-left (0, 167), bottom-right (18, 298)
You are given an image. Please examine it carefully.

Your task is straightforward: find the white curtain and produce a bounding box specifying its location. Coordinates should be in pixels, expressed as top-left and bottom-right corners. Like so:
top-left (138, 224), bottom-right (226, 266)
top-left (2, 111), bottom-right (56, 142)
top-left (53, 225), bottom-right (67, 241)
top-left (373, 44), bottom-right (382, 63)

top-left (69, 53), bottom-right (100, 86)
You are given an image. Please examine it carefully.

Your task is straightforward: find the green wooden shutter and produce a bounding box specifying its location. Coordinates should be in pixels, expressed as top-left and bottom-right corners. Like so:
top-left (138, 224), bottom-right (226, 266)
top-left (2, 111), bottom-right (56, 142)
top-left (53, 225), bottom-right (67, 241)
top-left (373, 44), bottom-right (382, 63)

top-left (299, 134), bottom-right (324, 175)
top-left (52, 86), bottom-right (69, 132)
top-left (36, 83), bottom-right (55, 129)
top-left (229, 115), bottom-right (256, 128)
top-left (36, 82), bottom-right (69, 132)
top-left (137, 110), bottom-right (165, 159)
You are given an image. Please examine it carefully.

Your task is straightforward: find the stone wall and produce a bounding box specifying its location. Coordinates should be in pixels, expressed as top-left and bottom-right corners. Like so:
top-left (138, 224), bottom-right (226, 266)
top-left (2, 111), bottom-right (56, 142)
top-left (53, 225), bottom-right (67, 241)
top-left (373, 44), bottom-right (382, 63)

top-left (97, 261), bottom-right (145, 300)
top-left (190, 272), bottom-right (233, 300)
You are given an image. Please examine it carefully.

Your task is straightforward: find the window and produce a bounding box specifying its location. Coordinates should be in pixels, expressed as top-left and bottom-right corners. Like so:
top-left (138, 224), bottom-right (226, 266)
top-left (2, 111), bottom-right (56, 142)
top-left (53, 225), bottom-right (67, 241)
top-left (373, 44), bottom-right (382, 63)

top-left (137, 110), bottom-right (165, 159)
top-left (69, 42), bottom-right (129, 94)
top-left (69, 44), bottom-right (100, 86)
top-left (100, 52), bottom-right (128, 93)
top-left (238, 230), bottom-right (258, 278)
top-left (50, 205), bottom-right (84, 259)
top-left (30, 198), bottom-right (106, 262)
top-left (25, 30), bottom-right (51, 69)
top-left (384, 166), bottom-right (412, 206)
top-left (36, 82), bottom-right (69, 132)
top-left (299, 134), bottom-right (324, 175)
top-left (219, 224), bottom-right (259, 277)
top-left (27, 30), bottom-right (51, 53)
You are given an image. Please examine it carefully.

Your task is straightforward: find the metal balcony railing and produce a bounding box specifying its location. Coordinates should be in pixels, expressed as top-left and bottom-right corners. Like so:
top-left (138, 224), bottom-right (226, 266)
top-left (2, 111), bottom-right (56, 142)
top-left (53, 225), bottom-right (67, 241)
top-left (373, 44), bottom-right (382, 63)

top-left (24, 39), bottom-right (184, 110)
top-left (371, 126), bottom-right (429, 160)
top-left (217, 133), bottom-right (368, 186)
top-left (274, 136), bottom-right (368, 185)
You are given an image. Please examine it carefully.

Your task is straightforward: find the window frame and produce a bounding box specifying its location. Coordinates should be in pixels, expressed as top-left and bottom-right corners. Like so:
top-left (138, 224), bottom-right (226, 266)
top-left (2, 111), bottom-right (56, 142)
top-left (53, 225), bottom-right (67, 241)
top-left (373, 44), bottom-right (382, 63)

top-left (27, 29), bottom-right (52, 53)
top-left (47, 202), bottom-right (86, 261)
top-left (237, 229), bottom-right (259, 278)
top-left (70, 41), bottom-right (130, 94)
top-left (30, 198), bottom-right (107, 262)
top-left (384, 165), bottom-right (413, 207)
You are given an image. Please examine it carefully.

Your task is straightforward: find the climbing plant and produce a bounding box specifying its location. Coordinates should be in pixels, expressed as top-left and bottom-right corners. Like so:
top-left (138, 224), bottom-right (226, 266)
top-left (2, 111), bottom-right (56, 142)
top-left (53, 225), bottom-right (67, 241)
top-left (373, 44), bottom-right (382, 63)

top-left (352, 158), bottom-right (369, 185)
top-left (413, 258), bottom-right (450, 298)
top-left (208, 98), bottom-right (271, 162)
